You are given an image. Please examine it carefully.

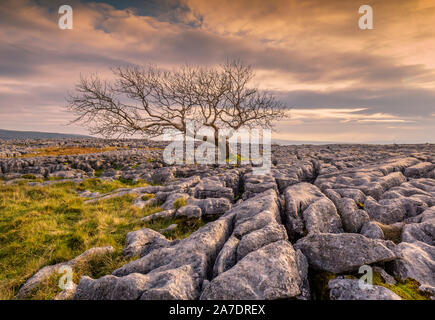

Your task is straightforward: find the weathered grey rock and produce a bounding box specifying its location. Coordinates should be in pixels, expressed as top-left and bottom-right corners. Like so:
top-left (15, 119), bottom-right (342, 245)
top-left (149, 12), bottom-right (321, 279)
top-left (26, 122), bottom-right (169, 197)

top-left (161, 193), bottom-right (190, 210)
top-left (202, 198), bottom-right (231, 217)
top-left (404, 162), bottom-right (434, 178)
top-left (295, 249), bottom-right (311, 300)
top-left (175, 205), bottom-right (202, 220)
top-left (328, 278), bottom-right (401, 300)
top-left (151, 167), bottom-right (176, 184)
top-left (213, 235), bottom-right (239, 277)
top-left (17, 246), bottom-right (114, 299)
top-left (159, 224), bottom-right (178, 233)
top-left (132, 195), bottom-right (158, 209)
top-left (232, 189), bottom-right (281, 238)
top-left (200, 241), bottom-right (303, 300)
top-left (402, 206), bottom-right (435, 245)
top-left (50, 170), bottom-right (78, 179)
top-left (373, 266), bottom-right (396, 285)
top-left (420, 207), bottom-right (435, 223)
top-left (54, 283), bottom-right (77, 300)
top-left (418, 284), bottom-right (435, 298)
top-left (335, 198), bottom-right (369, 233)
top-left (402, 220), bottom-right (435, 245)
top-left (190, 177), bottom-right (234, 200)
top-left (333, 188), bottom-right (366, 205)
top-left (364, 196), bottom-right (406, 224)
top-left (140, 209), bottom-right (174, 222)
top-left (74, 215), bottom-right (235, 300)
top-left (75, 265), bottom-right (197, 300)
top-left (284, 183), bottom-right (342, 240)
top-left (242, 173), bottom-right (278, 200)
top-left (390, 240), bottom-right (435, 288)
top-left (123, 228), bottom-right (171, 258)
top-left (100, 168), bottom-right (121, 177)
top-left (294, 233), bottom-right (396, 273)
top-left (361, 221), bottom-right (385, 239)
top-left (79, 190), bottom-right (101, 198)
top-left (236, 223), bottom-right (288, 261)
top-left (139, 266), bottom-right (197, 300)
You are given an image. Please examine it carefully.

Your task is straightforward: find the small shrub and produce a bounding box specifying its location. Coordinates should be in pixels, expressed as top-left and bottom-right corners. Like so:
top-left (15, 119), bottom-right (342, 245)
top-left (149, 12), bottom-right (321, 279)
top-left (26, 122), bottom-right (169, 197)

top-left (21, 174), bottom-right (36, 180)
top-left (310, 271), bottom-right (337, 300)
top-left (173, 198), bottom-right (187, 210)
top-left (372, 272), bottom-right (430, 300)
top-left (141, 193), bottom-right (155, 201)
top-left (94, 169), bottom-right (103, 177)
top-left (66, 232), bottom-right (86, 251)
top-left (375, 222), bottom-right (403, 243)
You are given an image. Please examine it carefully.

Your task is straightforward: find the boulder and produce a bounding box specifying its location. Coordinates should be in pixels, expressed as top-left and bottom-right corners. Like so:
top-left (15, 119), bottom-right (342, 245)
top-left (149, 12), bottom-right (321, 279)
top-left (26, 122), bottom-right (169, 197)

top-left (364, 196), bottom-right (406, 224)
top-left (390, 241), bottom-right (435, 288)
top-left (213, 236), bottom-right (239, 277)
top-left (151, 167), bottom-right (176, 184)
top-left (328, 278), bottom-right (401, 300)
top-left (17, 246), bottom-right (114, 299)
top-left (401, 221), bottom-right (435, 245)
top-left (202, 198), bottom-right (232, 217)
top-left (404, 162), bottom-right (434, 178)
top-left (123, 228), bottom-right (171, 258)
top-left (140, 209), bottom-right (174, 222)
top-left (284, 183), bottom-right (342, 240)
top-left (360, 221), bottom-right (385, 239)
top-left (236, 223), bottom-right (288, 261)
top-left (335, 198), bottom-right (369, 233)
top-left (161, 193), bottom-right (189, 210)
top-left (175, 205), bottom-right (202, 220)
top-left (294, 233), bottom-right (396, 273)
top-left (200, 241), bottom-right (303, 300)
top-left (75, 265), bottom-right (197, 300)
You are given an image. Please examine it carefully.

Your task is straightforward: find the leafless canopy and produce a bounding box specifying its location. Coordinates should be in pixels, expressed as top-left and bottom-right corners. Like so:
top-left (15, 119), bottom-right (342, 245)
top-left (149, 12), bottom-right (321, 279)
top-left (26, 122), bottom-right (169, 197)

top-left (67, 60), bottom-right (288, 142)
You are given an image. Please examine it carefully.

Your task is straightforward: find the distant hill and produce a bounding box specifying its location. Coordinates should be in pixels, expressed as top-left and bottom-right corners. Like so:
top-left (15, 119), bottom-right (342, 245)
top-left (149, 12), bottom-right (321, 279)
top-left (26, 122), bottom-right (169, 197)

top-left (0, 129), bottom-right (92, 140)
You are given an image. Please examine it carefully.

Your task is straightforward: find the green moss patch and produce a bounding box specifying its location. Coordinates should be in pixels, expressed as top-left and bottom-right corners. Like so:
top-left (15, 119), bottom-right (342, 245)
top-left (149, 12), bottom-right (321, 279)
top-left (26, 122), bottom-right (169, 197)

top-left (372, 271), bottom-right (431, 300)
top-left (141, 193), bottom-right (155, 201)
top-left (0, 179), bottom-right (157, 299)
top-left (173, 198), bottom-right (187, 210)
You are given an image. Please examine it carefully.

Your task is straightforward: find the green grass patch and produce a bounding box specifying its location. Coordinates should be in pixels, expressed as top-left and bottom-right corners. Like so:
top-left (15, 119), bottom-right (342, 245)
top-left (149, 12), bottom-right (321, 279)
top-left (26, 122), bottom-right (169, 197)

top-left (310, 271), bottom-right (337, 300)
top-left (144, 217), bottom-right (205, 241)
top-left (173, 198), bottom-right (187, 210)
top-left (0, 177), bottom-right (207, 300)
top-left (0, 179), bottom-right (159, 300)
top-left (27, 252), bottom-right (137, 300)
top-left (76, 178), bottom-right (148, 194)
top-left (372, 271), bottom-right (431, 300)
top-left (94, 169), bottom-right (104, 177)
top-left (141, 193), bottom-right (155, 201)
top-left (375, 222), bottom-right (403, 243)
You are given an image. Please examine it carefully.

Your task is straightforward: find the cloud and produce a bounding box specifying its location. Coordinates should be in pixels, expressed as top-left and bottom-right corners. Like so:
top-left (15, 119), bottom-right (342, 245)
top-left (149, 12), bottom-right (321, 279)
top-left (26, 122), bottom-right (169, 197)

top-left (0, 0), bottom-right (433, 142)
top-left (286, 108), bottom-right (413, 124)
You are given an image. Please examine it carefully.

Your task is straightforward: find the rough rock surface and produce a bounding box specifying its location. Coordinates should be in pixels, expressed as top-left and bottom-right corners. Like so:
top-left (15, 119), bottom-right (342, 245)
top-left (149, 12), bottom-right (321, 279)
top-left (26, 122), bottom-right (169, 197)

top-left (294, 233), bottom-right (396, 273)
top-left (4, 139), bottom-right (434, 300)
top-left (17, 246), bottom-right (114, 299)
top-left (328, 278), bottom-right (401, 300)
top-left (123, 228), bottom-right (171, 258)
top-left (200, 241), bottom-right (304, 300)
top-left (284, 183), bottom-right (343, 240)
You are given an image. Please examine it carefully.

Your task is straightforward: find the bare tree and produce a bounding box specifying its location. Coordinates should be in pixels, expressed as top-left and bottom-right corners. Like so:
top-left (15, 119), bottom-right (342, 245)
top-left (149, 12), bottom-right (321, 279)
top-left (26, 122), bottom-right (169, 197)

top-left (67, 60), bottom-right (287, 156)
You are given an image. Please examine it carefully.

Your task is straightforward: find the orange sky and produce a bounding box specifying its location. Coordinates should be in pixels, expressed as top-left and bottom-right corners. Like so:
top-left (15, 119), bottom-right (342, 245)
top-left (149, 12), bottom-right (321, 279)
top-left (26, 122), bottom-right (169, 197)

top-left (0, 0), bottom-right (434, 143)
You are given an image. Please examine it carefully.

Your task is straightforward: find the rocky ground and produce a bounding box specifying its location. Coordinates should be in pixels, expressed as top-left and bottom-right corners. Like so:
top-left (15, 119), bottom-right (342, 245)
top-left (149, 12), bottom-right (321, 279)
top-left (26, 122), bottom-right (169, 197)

top-left (1, 139), bottom-right (434, 300)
